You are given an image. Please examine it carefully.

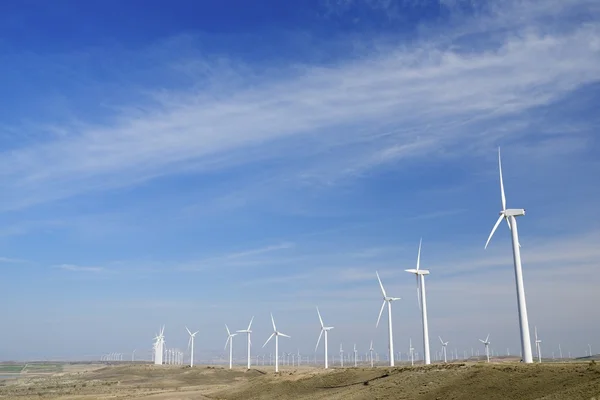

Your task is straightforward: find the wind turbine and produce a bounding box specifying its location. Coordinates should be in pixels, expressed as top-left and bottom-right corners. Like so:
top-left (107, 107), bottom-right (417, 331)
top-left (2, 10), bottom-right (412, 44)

top-left (353, 344), bottom-right (358, 367)
top-left (339, 344), bottom-right (344, 367)
top-left (236, 316), bottom-right (254, 369)
top-left (439, 336), bottom-right (448, 363)
top-left (262, 313), bottom-right (290, 373)
top-left (534, 326), bottom-right (542, 363)
top-left (186, 327), bottom-right (199, 367)
top-left (375, 271), bottom-right (401, 366)
top-left (409, 338), bottom-right (414, 366)
top-left (225, 325), bottom-right (237, 369)
top-left (153, 326), bottom-right (165, 365)
top-left (315, 307), bottom-right (334, 369)
top-left (405, 239), bottom-right (431, 365)
top-left (484, 147), bottom-right (533, 364)
top-left (369, 341), bottom-right (374, 367)
top-left (479, 334), bottom-right (491, 363)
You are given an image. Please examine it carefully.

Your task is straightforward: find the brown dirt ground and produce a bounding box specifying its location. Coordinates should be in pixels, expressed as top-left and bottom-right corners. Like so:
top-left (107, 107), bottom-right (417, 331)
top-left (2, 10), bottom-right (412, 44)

top-left (1, 361), bottom-right (600, 399)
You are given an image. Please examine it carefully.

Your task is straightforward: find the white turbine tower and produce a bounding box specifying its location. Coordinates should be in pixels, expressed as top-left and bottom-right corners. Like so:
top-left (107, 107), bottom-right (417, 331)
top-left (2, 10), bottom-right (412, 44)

top-left (369, 341), bottom-right (374, 367)
top-left (409, 338), bottom-right (415, 366)
top-left (315, 307), bottom-right (334, 369)
top-left (339, 343), bottom-right (344, 367)
top-left (485, 147), bottom-right (533, 364)
top-left (479, 334), bottom-right (491, 363)
top-left (535, 326), bottom-right (542, 363)
top-left (262, 313), bottom-right (290, 373)
top-left (439, 336), bottom-right (449, 363)
top-left (186, 327), bottom-right (199, 367)
top-left (405, 239), bottom-right (431, 365)
top-left (237, 316), bottom-right (254, 369)
top-left (225, 325), bottom-right (237, 369)
top-left (353, 344), bottom-right (358, 367)
top-left (375, 271), bottom-right (401, 367)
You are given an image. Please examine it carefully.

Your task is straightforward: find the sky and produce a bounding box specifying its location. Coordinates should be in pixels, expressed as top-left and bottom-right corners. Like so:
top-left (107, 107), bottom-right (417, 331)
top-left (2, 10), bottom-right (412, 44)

top-left (0, 0), bottom-right (599, 363)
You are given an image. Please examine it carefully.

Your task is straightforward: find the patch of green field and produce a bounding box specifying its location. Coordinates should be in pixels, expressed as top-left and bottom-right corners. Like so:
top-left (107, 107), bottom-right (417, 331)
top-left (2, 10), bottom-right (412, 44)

top-left (0, 365), bottom-right (25, 373)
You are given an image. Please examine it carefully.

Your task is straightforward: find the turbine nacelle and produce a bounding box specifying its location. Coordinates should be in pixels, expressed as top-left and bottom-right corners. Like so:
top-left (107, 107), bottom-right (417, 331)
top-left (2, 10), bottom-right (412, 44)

top-left (404, 268), bottom-right (430, 275)
top-left (502, 208), bottom-right (525, 217)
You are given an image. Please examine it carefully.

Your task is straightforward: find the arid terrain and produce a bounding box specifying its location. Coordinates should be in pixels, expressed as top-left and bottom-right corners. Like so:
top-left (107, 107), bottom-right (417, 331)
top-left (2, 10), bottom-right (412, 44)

top-left (1, 361), bottom-right (600, 399)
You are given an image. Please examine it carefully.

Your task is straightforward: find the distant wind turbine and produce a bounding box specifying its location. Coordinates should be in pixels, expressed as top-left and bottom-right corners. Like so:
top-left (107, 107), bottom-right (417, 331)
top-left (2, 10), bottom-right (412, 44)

top-left (225, 325), bottom-right (237, 369)
top-left (534, 326), bottom-right (542, 363)
top-left (409, 338), bottom-right (414, 366)
top-left (236, 316), bottom-right (254, 369)
top-left (153, 326), bottom-right (165, 365)
top-left (369, 341), bottom-right (374, 367)
top-left (376, 271), bottom-right (401, 366)
top-left (315, 307), bottom-right (334, 369)
top-left (186, 327), bottom-right (199, 367)
top-left (262, 313), bottom-right (290, 373)
top-left (439, 336), bottom-right (449, 363)
top-left (405, 239), bottom-right (431, 365)
top-left (484, 147), bottom-right (533, 364)
top-left (479, 334), bottom-right (491, 363)
top-left (353, 344), bottom-right (358, 367)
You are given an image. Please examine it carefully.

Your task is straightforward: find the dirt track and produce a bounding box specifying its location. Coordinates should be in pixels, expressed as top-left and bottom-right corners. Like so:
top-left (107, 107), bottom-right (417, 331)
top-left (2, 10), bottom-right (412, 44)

top-left (1, 362), bottom-right (600, 399)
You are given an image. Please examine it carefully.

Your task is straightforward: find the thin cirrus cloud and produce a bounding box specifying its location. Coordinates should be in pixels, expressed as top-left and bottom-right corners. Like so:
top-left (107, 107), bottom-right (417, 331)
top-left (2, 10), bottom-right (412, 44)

top-left (56, 264), bottom-right (106, 273)
top-left (0, 1), bottom-right (598, 211)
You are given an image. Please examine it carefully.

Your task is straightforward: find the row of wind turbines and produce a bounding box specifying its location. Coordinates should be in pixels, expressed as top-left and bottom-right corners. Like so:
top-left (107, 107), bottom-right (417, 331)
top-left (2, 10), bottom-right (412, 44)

top-left (149, 148), bottom-right (545, 371)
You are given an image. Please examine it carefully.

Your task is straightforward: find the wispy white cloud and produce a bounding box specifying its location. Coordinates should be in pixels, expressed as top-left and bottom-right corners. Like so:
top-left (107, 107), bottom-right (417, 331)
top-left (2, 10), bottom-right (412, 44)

top-left (56, 264), bottom-right (106, 273)
top-left (177, 242), bottom-right (295, 271)
top-left (0, 0), bottom-right (598, 210)
top-left (0, 256), bottom-right (27, 264)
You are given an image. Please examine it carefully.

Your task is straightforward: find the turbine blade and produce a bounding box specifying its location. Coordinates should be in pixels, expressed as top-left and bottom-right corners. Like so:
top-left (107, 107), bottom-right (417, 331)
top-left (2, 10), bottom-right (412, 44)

top-left (376, 271), bottom-right (387, 297)
top-left (315, 329), bottom-right (324, 352)
top-left (416, 238), bottom-right (422, 271)
top-left (317, 307), bottom-right (324, 328)
top-left (486, 334), bottom-right (490, 342)
top-left (479, 339), bottom-right (485, 343)
top-left (280, 333), bottom-right (291, 338)
top-left (271, 313), bottom-right (277, 331)
top-left (225, 324), bottom-right (231, 336)
top-left (247, 316), bottom-right (254, 330)
top-left (262, 333), bottom-right (274, 348)
top-left (439, 336), bottom-right (444, 345)
top-left (186, 327), bottom-right (192, 336)
top-left (498, 147), bottom-right (506, 211)
top-left (376, 300), bottom-right (386, 328)
top-left (485, 214), bottom-right (504, 249)
top-left (224, 336), bottom-right (230, 350)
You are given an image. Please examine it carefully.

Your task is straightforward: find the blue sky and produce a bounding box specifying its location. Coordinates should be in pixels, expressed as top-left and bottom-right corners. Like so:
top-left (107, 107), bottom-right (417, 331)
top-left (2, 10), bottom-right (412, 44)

top-left (1, 0), bottom-right (599, 362)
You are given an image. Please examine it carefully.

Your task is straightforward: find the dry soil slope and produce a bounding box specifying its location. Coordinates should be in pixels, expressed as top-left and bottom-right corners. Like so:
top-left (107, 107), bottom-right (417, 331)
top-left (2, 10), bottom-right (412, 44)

top-left (211, 363), bottom-right (600, 400)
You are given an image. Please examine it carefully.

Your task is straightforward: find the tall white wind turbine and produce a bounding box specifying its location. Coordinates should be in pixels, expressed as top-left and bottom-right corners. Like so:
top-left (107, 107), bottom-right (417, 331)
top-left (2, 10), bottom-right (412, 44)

top-left (479, 334), bottom-right (491, 363)
top-left (369, 340), bottom-right (374, 367)
top-left (153, 326), bottom-right (165, 365)
top-left (376, 271), bottom-right (401, 366)
top-left (236, 316), bottom-right (254, 369)
top-left (535, 326), bottom-right (542, 363)
top-left (315, 307), bottom-right (334, 369)
top-left (409, 338), bottom-right (414, 366)
top-left (225, 325), bottom-right (237, 369)
top-left (262, 313), bottom-right (290, 373)
top-left (353, 344), bottom-right (358, 367)
top-left (485, 147), bottom-right (533, 364)
top-left (439, 336), bottom-right (449, 363)
top-left (186, 327), bottom-right (199, 367)
top-left (405, 239), bottom-right (431, 365)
